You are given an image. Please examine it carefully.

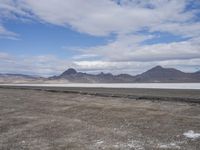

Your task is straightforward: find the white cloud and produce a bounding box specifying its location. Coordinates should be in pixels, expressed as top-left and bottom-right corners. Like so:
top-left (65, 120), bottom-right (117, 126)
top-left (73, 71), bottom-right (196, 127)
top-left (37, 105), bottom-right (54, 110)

top-left (150, 22), bottom-right (200, 38)
top-left (14, 0), bottom-right (197, 37)
top-left (0, 52), bottom-right (200, 76)
top-left (74, 58), bottom-right (200, 75)
top-left (0, 53), bottom-right (77, 76)
top-left (0, 0), bottom-right (23, 39)
top-left (0, 0), bottom-right (198, 36)
top-left (0, 0), bottom-right (200, 74)
top-left (1, 0), bottom-right (200, 38)
top-left (0, 24), bottom-right (18, 39)
top-left (75, 35), bottom-right (200, 62)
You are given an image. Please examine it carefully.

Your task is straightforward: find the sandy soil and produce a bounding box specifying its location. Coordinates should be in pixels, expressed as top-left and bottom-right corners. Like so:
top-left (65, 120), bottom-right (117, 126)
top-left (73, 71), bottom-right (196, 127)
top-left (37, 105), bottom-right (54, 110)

top-left (0, 88), bottom-right (200, 150)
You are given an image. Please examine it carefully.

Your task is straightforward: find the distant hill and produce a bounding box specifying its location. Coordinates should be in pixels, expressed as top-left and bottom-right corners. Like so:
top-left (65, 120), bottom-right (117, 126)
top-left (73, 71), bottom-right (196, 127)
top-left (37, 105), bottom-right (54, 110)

top-left (60, 68), bottom-right (77, 76)
top-left (1, 66), bottom-right (200, 83)
top-left (49, 66), bottom-right (200, 83)
top-left (134, 66), bottom-right (197, 82)
top-left (49, 70), bottom-right (121, 83)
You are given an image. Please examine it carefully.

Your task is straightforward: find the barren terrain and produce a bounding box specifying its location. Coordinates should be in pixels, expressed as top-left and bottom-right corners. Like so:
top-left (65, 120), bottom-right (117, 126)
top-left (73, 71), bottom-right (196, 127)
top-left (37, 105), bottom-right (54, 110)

top-left (0, 87), bottom-right (200, 149)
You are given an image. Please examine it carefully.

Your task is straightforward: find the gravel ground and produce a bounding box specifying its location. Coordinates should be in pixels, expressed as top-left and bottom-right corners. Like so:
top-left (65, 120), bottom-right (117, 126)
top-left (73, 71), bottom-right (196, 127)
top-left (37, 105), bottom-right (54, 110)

top-left (0, 88), bottom-right (200, 150)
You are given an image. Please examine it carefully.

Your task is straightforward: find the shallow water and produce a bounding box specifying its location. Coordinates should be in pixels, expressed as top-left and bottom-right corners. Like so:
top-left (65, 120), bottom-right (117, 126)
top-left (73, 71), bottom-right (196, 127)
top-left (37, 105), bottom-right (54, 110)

top-left (1, 83), bottom-right (200, 89)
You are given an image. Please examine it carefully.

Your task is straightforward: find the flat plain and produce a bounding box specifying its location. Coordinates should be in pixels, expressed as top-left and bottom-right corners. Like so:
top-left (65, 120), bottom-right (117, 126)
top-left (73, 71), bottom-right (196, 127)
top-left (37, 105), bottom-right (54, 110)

top-left (0, 87), bottom-right (200, 150)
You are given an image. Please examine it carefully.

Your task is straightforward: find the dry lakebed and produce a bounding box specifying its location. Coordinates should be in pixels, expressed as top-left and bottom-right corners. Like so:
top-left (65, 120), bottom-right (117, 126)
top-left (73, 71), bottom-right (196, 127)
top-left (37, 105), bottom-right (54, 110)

top-left (0, 85), bottom-right (200, 150)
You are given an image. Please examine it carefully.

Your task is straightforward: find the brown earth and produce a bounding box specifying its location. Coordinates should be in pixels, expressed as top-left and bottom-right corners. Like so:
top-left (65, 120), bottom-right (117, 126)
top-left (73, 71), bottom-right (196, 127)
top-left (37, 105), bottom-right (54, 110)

top-left (0, 87), bottom-right (200, 150)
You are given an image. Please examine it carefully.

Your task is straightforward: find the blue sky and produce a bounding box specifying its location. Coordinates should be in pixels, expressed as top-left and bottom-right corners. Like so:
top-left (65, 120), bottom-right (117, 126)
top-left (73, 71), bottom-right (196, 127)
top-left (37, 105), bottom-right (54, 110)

top-left (0, 0), bottom-right (200, 76)
top-left (0, 20), bottom-right (109, 57)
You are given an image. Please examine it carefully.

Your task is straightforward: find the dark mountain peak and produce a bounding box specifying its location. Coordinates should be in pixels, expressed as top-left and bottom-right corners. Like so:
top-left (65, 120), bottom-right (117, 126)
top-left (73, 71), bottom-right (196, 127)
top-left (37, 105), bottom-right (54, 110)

top-left (99, 72), bottom-right (104, 75)
top-left (151, 65), bottom-right (163, 70)
top-left (135, 65), bottom-right (187, 82)
top-left (98, 72), bottom-right (113, 76)
top-left (117, 73), bottom-right (133, 77)
top-left (147, 66), bottom-right (168, 72)
top-left (147, 65), bottom-right (183, 73)
top-left (61, 68), bottom-right (77, 76)
top-left (195, 70), bottom-right (200, 73)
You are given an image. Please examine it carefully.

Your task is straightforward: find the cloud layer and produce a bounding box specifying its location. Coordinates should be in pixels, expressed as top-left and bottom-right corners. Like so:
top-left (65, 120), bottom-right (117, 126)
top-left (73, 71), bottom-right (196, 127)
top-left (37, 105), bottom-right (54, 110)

top-left (0, 0), bottom-right (200, 75)
top-left (5, 0), bottom-right (199, 37)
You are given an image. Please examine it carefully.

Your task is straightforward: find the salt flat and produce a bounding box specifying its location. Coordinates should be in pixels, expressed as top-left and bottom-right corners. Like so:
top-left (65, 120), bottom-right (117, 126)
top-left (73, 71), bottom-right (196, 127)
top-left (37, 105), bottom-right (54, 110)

top-left (1, 83), bottom-right (200, 89)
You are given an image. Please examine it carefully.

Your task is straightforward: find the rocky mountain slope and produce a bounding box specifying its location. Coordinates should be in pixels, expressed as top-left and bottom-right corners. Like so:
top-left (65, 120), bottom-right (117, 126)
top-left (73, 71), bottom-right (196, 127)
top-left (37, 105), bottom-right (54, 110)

top-left (49, 66), bottom-right (200, 83)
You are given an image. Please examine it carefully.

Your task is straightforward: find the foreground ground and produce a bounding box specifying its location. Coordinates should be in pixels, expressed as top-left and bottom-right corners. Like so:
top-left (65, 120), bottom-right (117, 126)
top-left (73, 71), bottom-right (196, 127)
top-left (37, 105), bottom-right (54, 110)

top-left (0, 88), bottom-right (200, 149)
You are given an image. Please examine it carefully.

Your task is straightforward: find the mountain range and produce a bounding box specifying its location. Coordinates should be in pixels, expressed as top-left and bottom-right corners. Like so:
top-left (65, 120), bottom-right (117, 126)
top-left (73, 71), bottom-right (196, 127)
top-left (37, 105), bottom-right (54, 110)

top-left (1, 66), bottom-right (200, 83)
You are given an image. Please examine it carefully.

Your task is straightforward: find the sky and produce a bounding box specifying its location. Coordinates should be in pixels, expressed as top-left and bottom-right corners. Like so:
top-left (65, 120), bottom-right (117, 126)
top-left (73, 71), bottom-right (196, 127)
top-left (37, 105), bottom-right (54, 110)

top-left (0, 0), bottom-right (200, 76)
